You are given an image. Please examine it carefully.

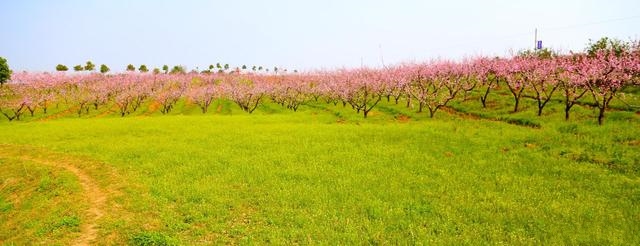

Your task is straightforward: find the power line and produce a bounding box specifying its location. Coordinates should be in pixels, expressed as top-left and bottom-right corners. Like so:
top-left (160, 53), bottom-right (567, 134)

top-left (540, 15), bottom-right (640, 32)
top-left (438, 15), bottom-right (640, 52)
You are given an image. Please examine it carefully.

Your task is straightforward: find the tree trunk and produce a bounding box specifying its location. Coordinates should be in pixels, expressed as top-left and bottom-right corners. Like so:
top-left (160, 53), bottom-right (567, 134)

top-left (537, 107), bottom-right (543, 116)
top-left (480, 87), bottom-right (491, 108)
top-left (597, 106), bottom-right (605, 125)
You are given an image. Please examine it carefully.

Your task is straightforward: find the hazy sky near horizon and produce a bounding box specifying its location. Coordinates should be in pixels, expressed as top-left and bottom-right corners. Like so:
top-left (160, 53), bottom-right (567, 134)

top-left (1, 0), bottom-right (639, 72)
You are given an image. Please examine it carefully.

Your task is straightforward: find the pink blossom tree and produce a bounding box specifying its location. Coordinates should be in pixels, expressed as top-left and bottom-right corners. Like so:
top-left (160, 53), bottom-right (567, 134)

top-left (338, 68), bottom-right (386, 118)
top-left (186, 74), bottom-right (221, 113)
top-left (555, 55), bottom-right (589, 120)
top-left (498, 56), bottom-right (534, 113)
top-left (0, 84), bottom-right (28, 121)
top-left (70, 83), bottom-right (92, 117)
top-left (457, 59), bottom-right (482, 102)
top-left (527, 58), bottom-right (561, 116)
top-left (381, 65), bottom-right (409, 104)
top-left (224, 74), bottom-right (268, 113)
top-left (407, 62), bottom-right (461, 117)
top-left (569, 50), bottom-right (636, 124)
top-left (267, 74), bottom-right (301, 111)
top-left (9, 72), bottom-right (64, 116)
top-left (154, 75), bottom-right (185, 114)
top-left (475, 58), bottom-right (502, 108)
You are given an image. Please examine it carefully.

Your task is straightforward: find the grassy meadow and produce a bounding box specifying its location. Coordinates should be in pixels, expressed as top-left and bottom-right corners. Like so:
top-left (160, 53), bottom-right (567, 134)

top-left (1, 89), bottom-right (639, 245)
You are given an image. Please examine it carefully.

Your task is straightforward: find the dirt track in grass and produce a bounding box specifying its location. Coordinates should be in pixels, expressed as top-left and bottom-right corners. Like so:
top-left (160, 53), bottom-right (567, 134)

top-left (0, 144), bottom-right (110, 246)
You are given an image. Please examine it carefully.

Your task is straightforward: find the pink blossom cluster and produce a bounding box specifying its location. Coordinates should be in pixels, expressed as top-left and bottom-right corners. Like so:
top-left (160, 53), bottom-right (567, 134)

top-left (1, 50), bottom-right (638, 124)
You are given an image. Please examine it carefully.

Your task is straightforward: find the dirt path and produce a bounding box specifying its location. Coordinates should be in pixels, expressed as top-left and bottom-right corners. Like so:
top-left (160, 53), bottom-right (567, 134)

top-left (37, 105), bottom-right (80, 122)
top-left (441, 106), bottom-right (541, 128)
top-left (95, 104), bottom-right (118, 118)
top-left (142, 101), bottom-right (161, 116)
top-left (0, 145), bottom-right (108, 246)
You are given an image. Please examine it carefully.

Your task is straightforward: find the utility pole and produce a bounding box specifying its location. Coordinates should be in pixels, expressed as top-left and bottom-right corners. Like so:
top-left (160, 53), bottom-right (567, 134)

top-left (379, 44), bottom-right (386, 68)
top-left (534, 28), bottom-right (538, 50)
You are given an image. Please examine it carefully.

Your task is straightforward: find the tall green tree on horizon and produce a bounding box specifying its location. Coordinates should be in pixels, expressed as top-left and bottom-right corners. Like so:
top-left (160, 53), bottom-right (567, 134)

top-left (139, 64), bottom-right (149, 73)
top-left (55, 64), bottom-right (69, 72)
top-left (100, 64), bottom-right (110, 74)
top-left (170, 65), bottom-right (186, 74)
top-left (0, 57), bottom-right (11, 86)
top-left (126, 64), bottom-right (136, 72)
top-left (84, 61), bottom-right (95, 71)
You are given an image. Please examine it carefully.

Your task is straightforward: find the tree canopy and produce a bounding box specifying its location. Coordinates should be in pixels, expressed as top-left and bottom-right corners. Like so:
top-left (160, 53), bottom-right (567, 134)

top-left (0, 57), bottom-right (11, 85)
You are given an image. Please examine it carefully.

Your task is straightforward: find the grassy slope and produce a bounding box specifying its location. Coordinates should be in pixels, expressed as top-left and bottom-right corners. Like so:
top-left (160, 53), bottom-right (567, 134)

top-left (0, 90), bottom-right (639, 244)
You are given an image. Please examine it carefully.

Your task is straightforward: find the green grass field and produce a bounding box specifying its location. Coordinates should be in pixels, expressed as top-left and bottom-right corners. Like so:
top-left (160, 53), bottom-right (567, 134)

top-left (1, 90), bottom-right (639, 245)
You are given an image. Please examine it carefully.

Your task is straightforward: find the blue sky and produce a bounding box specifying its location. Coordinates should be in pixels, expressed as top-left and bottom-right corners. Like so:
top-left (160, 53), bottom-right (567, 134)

top-left (1, 0), bottom-right (639, 72)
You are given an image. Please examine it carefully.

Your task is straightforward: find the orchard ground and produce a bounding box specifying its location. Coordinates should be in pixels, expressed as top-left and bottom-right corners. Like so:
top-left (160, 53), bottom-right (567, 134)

top-left (1, 88), bottom-right (639, 245)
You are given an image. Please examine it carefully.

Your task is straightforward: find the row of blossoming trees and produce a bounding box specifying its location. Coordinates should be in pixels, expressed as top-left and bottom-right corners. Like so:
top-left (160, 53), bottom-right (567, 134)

top-left (1, 46), bottom-right (639, 125)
